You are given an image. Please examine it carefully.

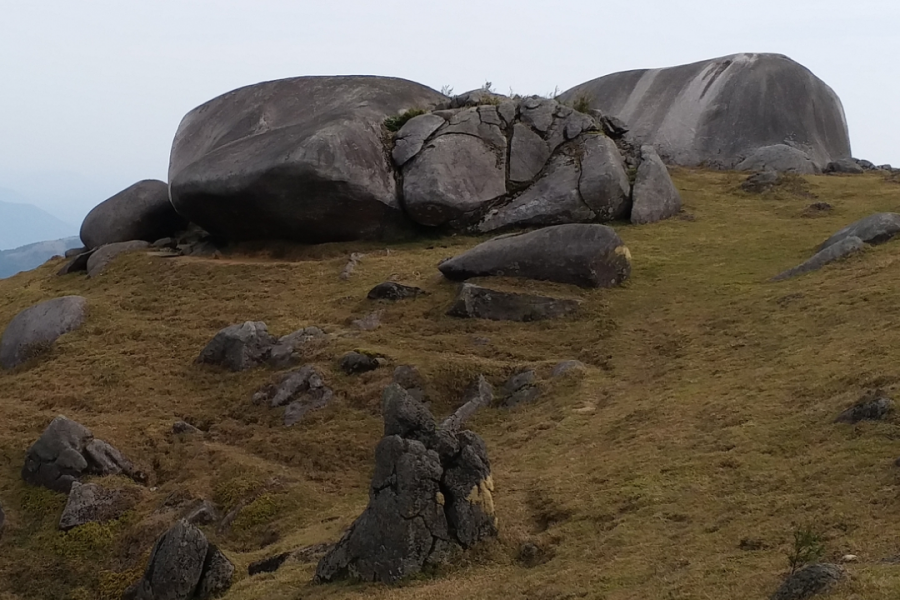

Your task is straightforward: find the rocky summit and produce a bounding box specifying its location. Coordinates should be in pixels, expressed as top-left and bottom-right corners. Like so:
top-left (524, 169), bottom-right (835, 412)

top-left (3, 54), bottom-right (900, 600)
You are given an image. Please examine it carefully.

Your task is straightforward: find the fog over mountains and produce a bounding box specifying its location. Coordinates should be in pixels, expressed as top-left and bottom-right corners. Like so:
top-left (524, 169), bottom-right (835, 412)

top-left (0, 188), bottom-right (78, 251)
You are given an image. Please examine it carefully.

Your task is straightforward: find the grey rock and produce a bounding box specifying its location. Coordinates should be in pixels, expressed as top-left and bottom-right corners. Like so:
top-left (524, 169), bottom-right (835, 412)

top-left (497, 101), bottom-right (517, 125)
top-left (196, 321), bottom-right (276, 371)
top-left (339, 252), bottom-right (364, 281)
top-left (152, 237), bottom-right (178, 249)
top-left (835, 390), bottom-right (893, 424)
top-left (269, 326), bottom-right (327, 367)
top-left (551, 360), bottom-right (586, 377)
top-left (340, 352), bottom-right (380, 375)
top-left (772, 236), bottom-right (865, 281)
top-left (352, 311), bottom-right (383, 331)
top-left (818, 213), bottom-right (900, 252)
top-left (561, 53), bottom-right (851, 170)
top-left (248, 552), bottom-right (292, 576)
top-left (251, 365), bottom-right (334, 426)
top-left (519, 97), bottom-right (556, 133)
top-left (770, 563), bottom-right (845, 600)
top-left (509, 123), bottom-right (550, 184)
top-left (824, 158), bottom-right (864, 175)
top-left (579, 134), bottom-right (631, 220)
top-left (315, 385), bottom-right (496, 584)
top-left (402, 133), bottom-right (506, 227)
top-left (57, 249), bottom-right (97, 275)
top-left (439, 224), bottom-right (631, 288)
top-left (735, 144), bottom-right (820, 174)
top-left (367, 282), bottom-right (425, 301)
top-left (392, 113), bottom-right (446, 167)
top-left (84, 439), bottom-right (135, 477)
top-left (0, 296), bottom-right (87, 369)
top-left (86, 240), bottom-right (151, 277)
top-left (169, 76), bottom-right (444, 243)
top-left (127, 520), bottom-right (211, 600)
top-left (857, 159), bottom-right (876, 170)
top-left (392, 365), bottom-right (426, 402)
top-left (447, 283), bottom-right (579, 322)
top-left (631, 146), bottom-right (682, 224)
top-left (172, 421), bottom-right (201, 435)
top-left (442, 106), bottom-right (507, 150)
top-left (441, 88), bottom-right (508, 109)
top-left (197, 545), bottom-right (235, 599)
top-left (877, 164), bottom-right (893, 171)
top-left (501, 371), bottom-right (541, 407)
top-left (183, 499), bottom-right (220, 526)
top-left (478, 154), bottom-right (594, 233)
top-left (59, 481), bottom-right (136, 530)
top-left (65, 246), bottom-right (88, 258)
top-left (80, 180), bottom-right (187, 249)
top-left (741, 171), bottom-right (782, 193)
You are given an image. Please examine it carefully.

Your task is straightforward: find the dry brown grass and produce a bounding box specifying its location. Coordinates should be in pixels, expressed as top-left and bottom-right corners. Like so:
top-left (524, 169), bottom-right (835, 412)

top-left (2, 170), bottom-right (900, 599)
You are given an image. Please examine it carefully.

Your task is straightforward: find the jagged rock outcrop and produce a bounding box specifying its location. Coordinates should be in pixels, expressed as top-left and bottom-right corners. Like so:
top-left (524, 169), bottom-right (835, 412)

top-left (447, 284), bottom-right (580, 322)
top-left (168, 76), bottom-right (445, 243)
top-left (315, 384), bottom-right (497, 584)
top-left (86, 240), bottom-right (151, 277)
top-left (124, 519), bottom-right (234, 600)
top-left (560, 53), bottom-right (851, 170)
top-left (0, 296), bottom-right (87, 369)
top-left (22, 416), bottom-right (136, 493)
top-left (438, 224), bottom-right (631, 288)
top-left (80, 180), bottom-right (187, 249)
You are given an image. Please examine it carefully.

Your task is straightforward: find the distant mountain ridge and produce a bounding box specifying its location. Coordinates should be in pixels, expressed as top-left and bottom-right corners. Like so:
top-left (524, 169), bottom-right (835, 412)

top-left (0, 188), bottom-right (78, 250)
top-left (0, 236), bottom-right (82, 279)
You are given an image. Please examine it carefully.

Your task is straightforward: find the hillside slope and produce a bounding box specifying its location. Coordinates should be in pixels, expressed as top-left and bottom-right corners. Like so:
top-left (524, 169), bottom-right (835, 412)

top-left (1, 170), bottom-right (900, 600)
top-left (0, 237), bottom-right (82, 279)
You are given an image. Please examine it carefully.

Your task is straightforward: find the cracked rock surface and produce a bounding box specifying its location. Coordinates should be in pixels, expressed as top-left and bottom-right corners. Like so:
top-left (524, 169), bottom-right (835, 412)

top-left (314, 384), bottom-right (497, 584)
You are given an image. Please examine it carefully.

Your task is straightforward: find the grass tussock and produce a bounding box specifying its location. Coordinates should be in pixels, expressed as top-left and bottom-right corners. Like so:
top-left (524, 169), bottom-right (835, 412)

top-left (0, 170), bottom-right (900, 599)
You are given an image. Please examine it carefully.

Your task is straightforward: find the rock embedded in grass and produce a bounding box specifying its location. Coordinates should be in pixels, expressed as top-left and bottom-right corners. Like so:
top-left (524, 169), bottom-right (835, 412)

top-left (824, 158), bottom-right (865, 175)
top-left (631, 145), bottom-right (683, 224)
top-left (835, 390), bottom-right (893, 424)
top-left (59, 481), bottom-right (138, 530)
top-left (0, 295), bottom-right (87, 369)
top-left (771, 236), bottom-right (865, 281)
top-left (551, 360), bottom-right (586, 377)
top-left (736, 144), bottom-right (820, 175)
top-left (440, 223), bottom-right (630, 288)
top-left (86, 240), bottom-right (151, 277)
top-left (769, 563), bottom-right (845, 600)
top-left (248, 552), bottom-right (291, 576)
top-left (447, 283), bottom-right (580, 322)
top-left (339, 351), bottom-right (381, 375)
top-left (817, 212), bottom-right (900, 252)
top-left (366, 281), bottom-right (426, 301)
top-left (501, 370), bottom-right (541, 407)
top-left (197, 321), bottom-right (276, 371)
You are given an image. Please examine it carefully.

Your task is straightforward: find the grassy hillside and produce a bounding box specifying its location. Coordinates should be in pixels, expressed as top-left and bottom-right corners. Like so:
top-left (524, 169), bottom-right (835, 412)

top-left (1, 169), bottom-right (900, 600)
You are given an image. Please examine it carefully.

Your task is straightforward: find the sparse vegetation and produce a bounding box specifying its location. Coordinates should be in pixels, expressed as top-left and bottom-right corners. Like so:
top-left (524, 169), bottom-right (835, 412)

top-left (1, 171), bottom-right (900, 599)
top-left (568, 92), bottom-right (593, 114)
top-left (383, 108), bottom-right (426, 132)
top-left (787, 525), bottom-right (826, 574)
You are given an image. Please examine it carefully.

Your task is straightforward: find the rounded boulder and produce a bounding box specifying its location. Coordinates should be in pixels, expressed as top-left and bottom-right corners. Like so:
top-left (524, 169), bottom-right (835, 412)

top-left (0, 296), bottom-right (87, 369)
top-left (80, 180), bottom-right (186, 249)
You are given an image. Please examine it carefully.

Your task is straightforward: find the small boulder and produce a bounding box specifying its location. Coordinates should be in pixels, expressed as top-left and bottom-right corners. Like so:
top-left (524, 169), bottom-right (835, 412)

top-left (392, 113), bottom-right (446, 167)
top-left (735, 144), bottom-right (820, 174)
top-left (835, 390), bottom-right (893, 424)
top-left (183, 499), bottom-right (220, 526)
top-left (65, 246), bottom-right (88, 258)
top-left (741, 171), bottom-right (782, 193)
top-left (197, 546), bottom-right (235, 599)
top-left (551, 360), bottom-right (586, 377)
top-left (59, 481), bottom-right (138, 530)
top-left (197, 321), bottom-right (276, 371)
top-left (824, 158), bottom-right (864, 175)
top-left (392, 365), bottom-right (427, 402)
top-left (501, 370), bottom-right (541, 407)
top-left (770, 563), bottom-right (845, 600)
top-left (268, 326), bottom-right (327, 368)
top-left (80, 180), bottom-right (187, 249)
top-left (173, 421), bottom-right (201, 435)
top-left (439, 223), bottom-right (631, 288)
top-left (248, 552), bottom-right (291, 576)
top-left (0, 296), bottom-right (87, 369)
top-left (253, 365), bottom-right (334, 426)
top-left (631, 145), bottom-right (682, 224)
top-left (367, 282), bottom-right (426, 301)
top-left (57, 249), bottom-right (97, 275)
top-left (771, 236), bottom-right (865, 281)
top-left (447, 284), bottom-right (579, 322)
top-left (84, 439), bottom-right (136, 478)
top-left (817, 213), bottom-right (900, 252)
top-left (339, 352), bottom-right (380, 375)
top-left (86, 240), bottom-right (151, 277)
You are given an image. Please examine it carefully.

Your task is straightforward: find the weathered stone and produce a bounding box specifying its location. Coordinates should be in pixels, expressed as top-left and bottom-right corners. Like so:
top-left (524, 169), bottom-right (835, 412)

top-left (402, 134), bottom-right (506, 227)
top-left (84, 439), bottom-right (135, 478)
top-left (442, 430), bottom-right (496, 547)
top-left (65, 246), bottom-right (88, 258)
top-left (173, 421), bottom-right (201, 435)
top-left (183, 499), bottom-right (220, 526)
top-left (770, 563), bottom-right (845, 600)
top-left (392, 365), bottom-right (427, 402)
top-left (127, 520), bottom-right (211, 600)
top-left (741, 171), bottom-right (782, 193)
top-left (857, 159), bottom-right (876, 170)
top-left (439, 224), bottom-right (631, 288)
top-left (772, 236), bottom-right (865, 281)
top-left (249, 552), bottom-right (291, 576)
top-left (169, 76), bottom-right (444, 243)
top-left (519, 97), bottom-right (556, 133)
top-left (268, 326), bottom-right (327, 367)
top-left (57, 249), bottom-right (96, 275)
top-left (196, 321), bottom-right (276, 371)
top-left (835, 390), bottom-right (893, 424)
top-left (21, 416), bottom-right (92, 493)
top-left (447, 284), bottom-right (579, 322)
top-left (579, 134), bottom-right (631, 220)
top-left (392, 113), bottom-right (446, 167)
top-left (500, 370), bottom-right (541, 407)
top-left (561, 53), bottom-right (851, 170)
top-left (509, 123), bottom-right (550, 183)
top-left (59, 481), bottom-right (137, 530)
top-left (86, 240), bottom-right (151, 277)
top-left (551, 360), bottom-right (586, 377)
top-left (818, 213), bottom-right (900, 252)
top-left (439, 88), bottom-right (508, 110)
top-left (736, 144), bottom-right (820, 174)
top-left (442, 107), bottom-right (506, 150)
top-left (631, 146), bottom-right (682, 224)
top-left (367, 282), bottom-right (425, 301)
top-left (80, 180), bottom-right (187, 249)
top-left (824, 158), bottom-right (864, 175)
top-left (197, 545), bottom-right (235, 599)
top-left (0, 296), bottom-right (87, 369)
top-left (339, 352), bottom-right (380, 375)
top-left (478, 154), bottom-right (594, 233)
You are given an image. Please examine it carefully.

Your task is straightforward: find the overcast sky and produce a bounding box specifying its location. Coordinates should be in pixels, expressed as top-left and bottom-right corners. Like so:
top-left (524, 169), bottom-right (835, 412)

top-left (1, 0), bottom-right (898, 225)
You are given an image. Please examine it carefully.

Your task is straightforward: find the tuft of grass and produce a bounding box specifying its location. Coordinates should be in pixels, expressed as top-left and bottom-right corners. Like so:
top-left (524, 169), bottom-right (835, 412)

top-left (568, 92), bottom-right (593, 114)
top-left (384, 109), bottom-right (427, 133)
top-left (787, 525), bottom-right (826, 574)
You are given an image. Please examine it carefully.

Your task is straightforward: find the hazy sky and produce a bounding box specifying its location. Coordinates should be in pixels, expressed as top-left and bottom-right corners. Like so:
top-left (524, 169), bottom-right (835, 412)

top-left (1, 0), bottom-right (898, 225)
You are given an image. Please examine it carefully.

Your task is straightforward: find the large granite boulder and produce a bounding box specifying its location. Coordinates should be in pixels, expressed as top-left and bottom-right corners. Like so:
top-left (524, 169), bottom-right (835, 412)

top-left (561, 53), bottom-right (851, 170)
top-left (315, 384), bottom-right (497, 584)
top-left (80, 180), bottom-right (187, 249)
top-left (817, 213), bottom-right (900, 252)
top-left (21, 416), bottom-right (136, 494)
top-left (168, 76), bottom-right (445, 243)
top-left (0, 296), bottom-right (86, 369)
top-left (86, 240), bottom-right (151, 277)
top-left (735, 144), bottom-right (821, 174)
top-left (631, 146), bottom-right (682, 224)
top-left (439, 224), bottom-right (631, 288)
top-left (124, 519), bottom-right (234, 600)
